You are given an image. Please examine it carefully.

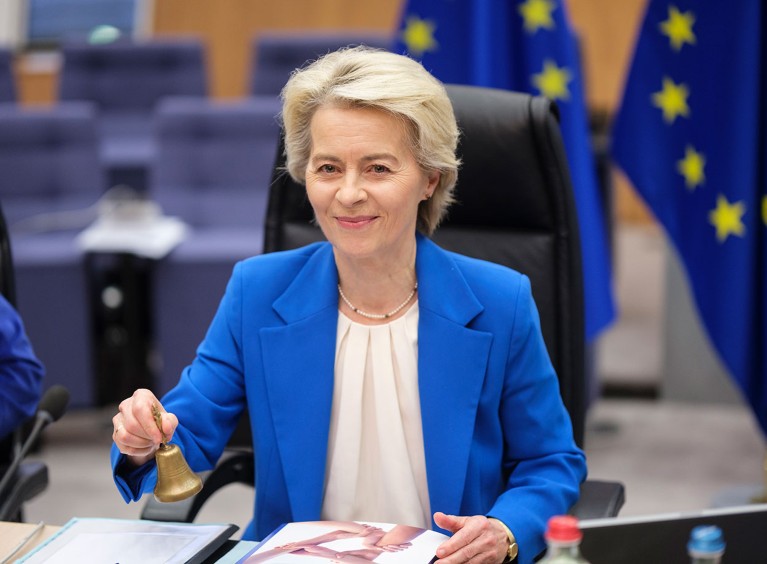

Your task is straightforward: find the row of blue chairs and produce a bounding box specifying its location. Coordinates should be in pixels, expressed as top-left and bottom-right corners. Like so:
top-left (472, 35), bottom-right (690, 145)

top-left (0, 102), bottom-right (100, 408)
top-left (1, 34), bottom-right (392, 190)
top-left (0, 32), bottom-right (390, 408)
top-left (0, 32), bottom-right (394, 410)
top-left (151, 96), bottom-right (283, 395)
top-left (2, 33), bottom-right (392, 101)
top-left (0, 95), bottom-right (281, 407)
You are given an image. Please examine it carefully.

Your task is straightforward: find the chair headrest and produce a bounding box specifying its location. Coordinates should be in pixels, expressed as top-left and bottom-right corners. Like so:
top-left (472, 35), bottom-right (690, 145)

top-left (446, 85), bottom-right (561, 230)
top-left (265, 84), bottom-right (570, 236)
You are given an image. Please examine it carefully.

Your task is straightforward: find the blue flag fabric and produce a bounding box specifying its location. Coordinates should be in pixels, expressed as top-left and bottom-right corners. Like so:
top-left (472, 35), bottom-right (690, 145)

top-left (612, 1), bottom-right (767, 434)
top-left (395, 0), bottom-right (615, 341)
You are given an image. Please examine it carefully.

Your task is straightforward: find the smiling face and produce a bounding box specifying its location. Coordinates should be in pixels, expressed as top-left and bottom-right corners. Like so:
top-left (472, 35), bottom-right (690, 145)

top-left (305, 105), bottom-right (439, 268)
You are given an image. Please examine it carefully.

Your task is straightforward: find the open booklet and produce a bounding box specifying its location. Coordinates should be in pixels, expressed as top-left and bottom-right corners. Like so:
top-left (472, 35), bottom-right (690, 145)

top-left (18, 517), bottom-right (238, 564)
top-left (237, 521), bottom-right (448, 563)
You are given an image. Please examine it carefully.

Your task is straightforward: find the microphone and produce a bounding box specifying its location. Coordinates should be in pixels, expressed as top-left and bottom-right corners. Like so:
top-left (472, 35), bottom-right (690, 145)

top-left (0, 385), bottom-right (70, 516)
top-left (35, 385), bottom-right (70, 426)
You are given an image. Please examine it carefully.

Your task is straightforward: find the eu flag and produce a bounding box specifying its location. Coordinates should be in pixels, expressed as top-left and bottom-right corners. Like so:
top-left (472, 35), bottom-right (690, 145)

top-left (395, 0), bottom-right (616, 341)
top-left (612, 1), bottom-right (767, 434)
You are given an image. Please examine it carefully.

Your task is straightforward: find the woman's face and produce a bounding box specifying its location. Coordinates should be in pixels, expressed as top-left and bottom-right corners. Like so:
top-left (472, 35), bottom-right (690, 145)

top-left (305, 105), bottom-right (439, 266)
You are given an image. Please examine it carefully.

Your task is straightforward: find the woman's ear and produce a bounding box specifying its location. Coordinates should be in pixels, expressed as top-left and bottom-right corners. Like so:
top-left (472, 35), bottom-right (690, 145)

top-left (426, 170), bottom-right (440, 196)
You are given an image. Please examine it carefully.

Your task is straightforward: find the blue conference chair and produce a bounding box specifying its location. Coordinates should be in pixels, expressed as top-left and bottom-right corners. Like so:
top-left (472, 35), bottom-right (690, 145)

top-left (0, 48), bottom-right (15, 103)
top-left (58, 39), bottom-right (208, 191)
top-left (26, 0), bottom-right (139, 47)
top-left (250, 33), bottom-right (392, 96)
top-left (0, 102), bottom-right (105, 408)
top-left (149, 96), bottom-right (282, 395)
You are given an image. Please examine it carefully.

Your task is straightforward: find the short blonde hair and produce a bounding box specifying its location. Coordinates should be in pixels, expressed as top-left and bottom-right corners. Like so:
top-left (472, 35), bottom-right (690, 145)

top-left (281, 46), bottom-right (460, 235)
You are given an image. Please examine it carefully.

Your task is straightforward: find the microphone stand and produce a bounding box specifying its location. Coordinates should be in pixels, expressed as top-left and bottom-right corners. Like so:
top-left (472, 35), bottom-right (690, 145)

top-left (0, 413), bottom-right (51, 503)
top-left (0, 386), bottom-right (69, 520)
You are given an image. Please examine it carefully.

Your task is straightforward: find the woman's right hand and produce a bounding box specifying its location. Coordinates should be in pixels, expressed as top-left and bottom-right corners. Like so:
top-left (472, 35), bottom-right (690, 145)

top-left (112, 388), bottom-right (178, 467)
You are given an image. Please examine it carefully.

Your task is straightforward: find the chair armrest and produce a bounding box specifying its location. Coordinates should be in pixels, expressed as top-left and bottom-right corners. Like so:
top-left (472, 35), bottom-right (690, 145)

top-left (140, 450), bottom-right (254, 523)
top-left (0, 461), bottom-right (49, 522)
top-left (571, 479), bottom-right (626, 520)
top-left (141, 455), bottom-right (624, 523)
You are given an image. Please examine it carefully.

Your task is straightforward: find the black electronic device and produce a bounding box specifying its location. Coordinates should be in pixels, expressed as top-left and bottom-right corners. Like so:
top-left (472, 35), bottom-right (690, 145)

top-left (579, 503), bottom-right (767, 563)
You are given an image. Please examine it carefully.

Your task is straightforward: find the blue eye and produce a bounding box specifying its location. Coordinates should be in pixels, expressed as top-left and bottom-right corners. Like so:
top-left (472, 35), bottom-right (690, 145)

top-left (319, 164), bottom-right (336, 173)
top-left (372, 164), bottom-right (389, 173)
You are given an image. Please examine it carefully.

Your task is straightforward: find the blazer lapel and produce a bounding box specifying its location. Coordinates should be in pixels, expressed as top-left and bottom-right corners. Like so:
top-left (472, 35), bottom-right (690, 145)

top-left (259, 237), bottom-right (493, 522)
top-left (416, 235), bottom-right (493, 518)
top-left (260, 244), bottom-right (339, 521)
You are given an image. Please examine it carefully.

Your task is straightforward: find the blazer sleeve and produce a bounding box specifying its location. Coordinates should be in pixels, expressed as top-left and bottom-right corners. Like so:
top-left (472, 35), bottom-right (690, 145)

top-left (111, 262), bottom-right (248, 501)
top-left (487, 276), bottom-right (587, 563)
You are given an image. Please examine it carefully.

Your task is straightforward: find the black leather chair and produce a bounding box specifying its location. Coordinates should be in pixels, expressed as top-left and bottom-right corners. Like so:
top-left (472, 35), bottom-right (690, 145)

top-left (142, 85), bottom-right (624, 523)
top-left (0, 200), bottom-right (49, 522)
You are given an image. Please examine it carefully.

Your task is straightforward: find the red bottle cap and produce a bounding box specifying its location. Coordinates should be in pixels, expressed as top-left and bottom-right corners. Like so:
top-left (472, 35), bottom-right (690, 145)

top-left (544, 516), bottom-right (583, 543)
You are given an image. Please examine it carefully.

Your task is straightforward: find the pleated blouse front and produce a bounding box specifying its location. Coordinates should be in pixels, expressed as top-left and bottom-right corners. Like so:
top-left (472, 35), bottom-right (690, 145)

top-left (321, 302), bottom-right (431, 529)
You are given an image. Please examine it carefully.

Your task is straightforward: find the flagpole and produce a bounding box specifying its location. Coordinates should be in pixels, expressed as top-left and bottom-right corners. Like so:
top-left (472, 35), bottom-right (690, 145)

top-left (751, 453), bottom-right (767, 503)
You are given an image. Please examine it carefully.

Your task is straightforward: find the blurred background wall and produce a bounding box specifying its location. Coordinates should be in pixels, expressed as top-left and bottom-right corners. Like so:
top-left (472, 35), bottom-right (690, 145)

top-left (2, 0), bottom-right (742, 407)
top-left (8, 0), bottom-right (652, 222)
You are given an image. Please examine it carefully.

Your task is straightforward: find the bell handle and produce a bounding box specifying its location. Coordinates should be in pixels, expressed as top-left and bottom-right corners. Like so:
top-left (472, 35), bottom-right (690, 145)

top-left (151, 403), bottom-right (168, 445)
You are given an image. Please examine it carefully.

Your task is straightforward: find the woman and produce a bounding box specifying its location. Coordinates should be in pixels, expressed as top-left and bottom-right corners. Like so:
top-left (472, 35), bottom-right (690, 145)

top-left (111, 46), bottom-right (586, 563)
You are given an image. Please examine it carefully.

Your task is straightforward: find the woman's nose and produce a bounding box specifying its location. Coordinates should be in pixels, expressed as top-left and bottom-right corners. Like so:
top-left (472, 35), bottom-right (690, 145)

top-left (335, 175), bottom-right (367, 206)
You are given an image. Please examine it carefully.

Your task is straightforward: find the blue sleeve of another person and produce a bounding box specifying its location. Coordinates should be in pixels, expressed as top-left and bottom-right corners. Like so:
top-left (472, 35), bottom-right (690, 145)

top-left (0, 294), bottom-right (45, 439)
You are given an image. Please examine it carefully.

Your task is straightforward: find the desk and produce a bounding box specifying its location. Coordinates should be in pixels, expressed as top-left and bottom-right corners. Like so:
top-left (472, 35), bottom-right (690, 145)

top-left (0, 522), bottom-right (60, 561)
top-left (0, 521), bottom-right (255, 563)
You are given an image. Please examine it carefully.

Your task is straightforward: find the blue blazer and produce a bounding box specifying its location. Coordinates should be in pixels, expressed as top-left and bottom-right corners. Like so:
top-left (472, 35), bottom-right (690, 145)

top-left (112, 234), bottom-right (586, 563)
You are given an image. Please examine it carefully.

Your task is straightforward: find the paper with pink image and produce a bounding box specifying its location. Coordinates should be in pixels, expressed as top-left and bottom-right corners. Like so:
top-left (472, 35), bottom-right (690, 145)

top-left (237, 520), bottom-right (447, 563)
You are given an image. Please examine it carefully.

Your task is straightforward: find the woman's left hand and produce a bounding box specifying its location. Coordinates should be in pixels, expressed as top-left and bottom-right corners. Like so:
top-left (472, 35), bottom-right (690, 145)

top-left (433, 512), bottom-right (509, 563)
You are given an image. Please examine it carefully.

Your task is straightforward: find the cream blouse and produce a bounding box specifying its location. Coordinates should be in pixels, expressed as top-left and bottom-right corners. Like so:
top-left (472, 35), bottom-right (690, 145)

top-left (320, 302), bottom-right (431, 529)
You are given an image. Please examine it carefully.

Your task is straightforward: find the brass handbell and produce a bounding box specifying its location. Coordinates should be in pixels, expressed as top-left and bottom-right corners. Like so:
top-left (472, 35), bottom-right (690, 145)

top-left (152, 404), bottom-right (203, 503)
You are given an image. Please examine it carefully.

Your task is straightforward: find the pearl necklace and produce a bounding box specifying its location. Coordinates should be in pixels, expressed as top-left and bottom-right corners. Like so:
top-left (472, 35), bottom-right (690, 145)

top-left (338, 282), bottom-right (418, 320)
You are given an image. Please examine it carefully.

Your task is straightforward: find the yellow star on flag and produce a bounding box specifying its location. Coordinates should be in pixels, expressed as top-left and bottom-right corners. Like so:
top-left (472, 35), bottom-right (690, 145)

top-left (676, 145), bottom-right (705, 190)
top-left (762, 195), bottom-right (767, 226)
top-left (518, 0), bottom-right (557, 33)
top-left (659, 5), bottom-right (696, 51)
top-left (652, 76), bottom-right (690, 123)
top-left (709, 194), bottom-right (746, 243)
top-left (401, 15), bottom-right (438, 57)
top-left (532, 59), bottom-right (572, 101)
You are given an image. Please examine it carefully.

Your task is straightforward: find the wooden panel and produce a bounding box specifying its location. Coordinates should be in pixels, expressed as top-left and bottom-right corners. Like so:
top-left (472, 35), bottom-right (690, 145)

top-left (613, 168), bottom-right (653, 224)
top-left (568, 0), bottom-right (651, 223)
top-left (153, 0), bottom-right (402, 99)
top-left (14, 54), bottom-right (58, 106)
top-left (568, 0), bottom-right (647, 114)
top-left (16, 1), bottom-right (646, 114)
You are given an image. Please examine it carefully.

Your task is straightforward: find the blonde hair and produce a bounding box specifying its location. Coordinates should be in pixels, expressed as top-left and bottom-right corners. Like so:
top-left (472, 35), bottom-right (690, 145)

top-left (281, 46), bottom-right (460, 235)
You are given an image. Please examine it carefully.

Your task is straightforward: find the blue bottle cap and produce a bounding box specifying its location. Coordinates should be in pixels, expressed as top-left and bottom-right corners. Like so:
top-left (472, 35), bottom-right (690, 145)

top-left (687, 525), bottom-right (726, 556)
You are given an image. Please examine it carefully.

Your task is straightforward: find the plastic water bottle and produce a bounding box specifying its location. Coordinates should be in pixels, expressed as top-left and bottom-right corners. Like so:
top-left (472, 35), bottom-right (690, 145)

top-left (537, 515), bottom-right (590, 563)
top-left (687, 525), bottom-right (725, 563)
